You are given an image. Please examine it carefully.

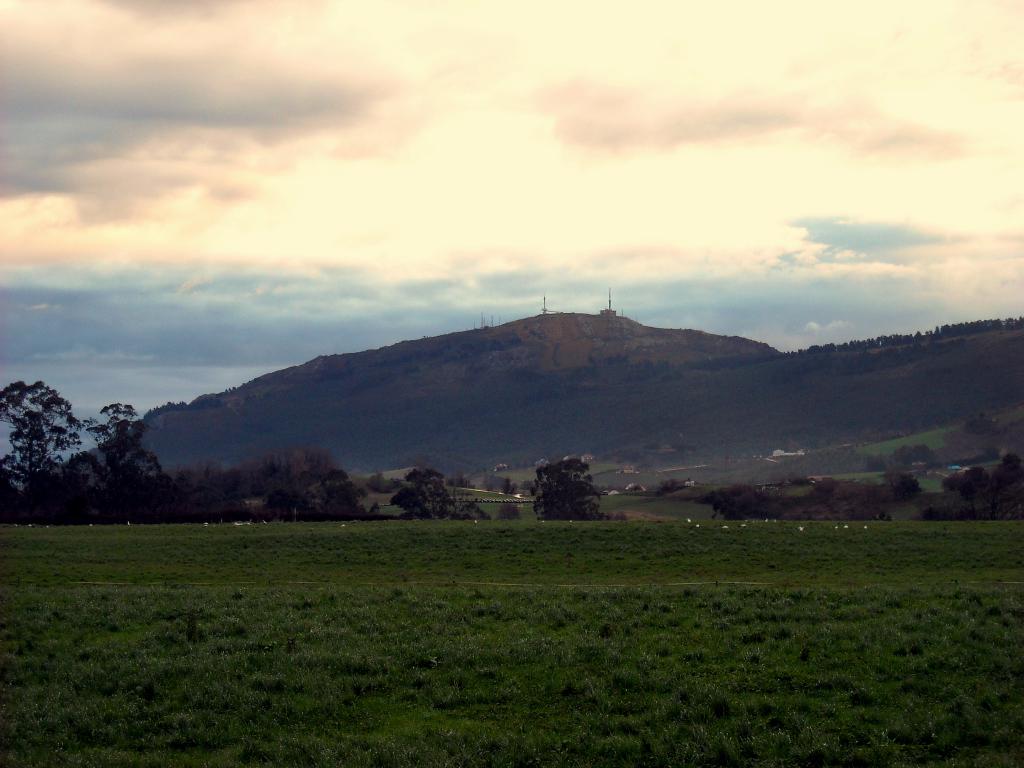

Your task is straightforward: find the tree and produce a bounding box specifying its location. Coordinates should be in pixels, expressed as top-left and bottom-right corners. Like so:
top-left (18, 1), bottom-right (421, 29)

top-left (497, 502), bottom-right (521, 520)
top-left (266, 488), bottom-right (310, 518)
top-left (657, 478), bottom-right (686, 496)
top-left (885, 470), bottom-right (922, 501)
top-left (86, 404), bottom-right (165, 521)
top-left (891, 444), bottom-right (938, 468)
top-left (367, 472), bottom-right (398, 493)
top-left (533, 458), bottom-right (602, 520)
top-left (390, 467), bottom-right (456, 519)
top-left (701, 484), bottom-right (765, 520)
top-left (312, 468), bottom-right (366, 516)
top-left (0, 464), bottom-right (20, 519)
top-left (943, 466), bottom-right (989, 518)
top-left (985, 453), bottom-right (1024, 519)
top-left (0, 381), bottom-right (82, 510)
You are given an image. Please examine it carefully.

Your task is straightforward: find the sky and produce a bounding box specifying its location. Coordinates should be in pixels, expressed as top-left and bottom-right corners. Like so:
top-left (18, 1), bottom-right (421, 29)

top-left (2, 0), bottom-right (1023, 414)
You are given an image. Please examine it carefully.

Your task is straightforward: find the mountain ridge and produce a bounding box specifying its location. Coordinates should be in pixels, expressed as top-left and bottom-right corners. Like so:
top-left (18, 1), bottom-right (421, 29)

top-left (203, 312), bottom-right (776, 405)
top-left (145, 314), bottom-right (1024, 472)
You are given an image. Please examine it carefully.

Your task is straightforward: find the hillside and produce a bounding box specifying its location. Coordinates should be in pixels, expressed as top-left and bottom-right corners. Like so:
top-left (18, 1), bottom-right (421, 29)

top-left (145, 314), bottom-right (1024, 472)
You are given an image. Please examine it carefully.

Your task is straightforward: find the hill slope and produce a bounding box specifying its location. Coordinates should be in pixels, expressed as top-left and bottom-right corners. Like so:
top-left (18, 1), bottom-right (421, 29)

top-left (145, 315), bottom-right (1024, 471)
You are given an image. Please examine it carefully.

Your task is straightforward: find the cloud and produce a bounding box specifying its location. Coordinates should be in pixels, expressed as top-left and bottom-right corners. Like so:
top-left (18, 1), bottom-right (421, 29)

top-left (803, 320), bottom-right (853, 335)
top-left (6, 250), bottom-right (1024, 414)
top-left (0, 1), bottom-right (402, 219)
top-left (3, 51), bottom-right (388, 196)
top-left (792, 216), bottom-right (946, 258)
top-left (97, 0), bottom-right (255, 17)
top-left (177, 277), bottom-right (212, 295)
top-left (541, 82), bottom-right (801, 151)
top-left (541, 81), bottom-right (964, 161)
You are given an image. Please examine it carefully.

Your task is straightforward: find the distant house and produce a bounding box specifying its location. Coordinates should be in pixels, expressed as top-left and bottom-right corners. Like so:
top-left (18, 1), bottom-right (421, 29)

top-left (625, 483), bottom-right (646, 492)
top-left (581, 453), bottom-right (595, 463)
top-left (771, 449), bottom-right (806, 457)
top-left (683, 479), bottom-right (696, 488)
top-left (493, 463), bottom-right (509, 472)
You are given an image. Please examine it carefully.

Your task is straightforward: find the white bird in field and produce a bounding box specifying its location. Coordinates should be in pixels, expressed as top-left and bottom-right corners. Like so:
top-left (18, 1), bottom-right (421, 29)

top-left (687, 518), bottom-right (691, 523)
top-left (843, 524), bottom-right (849, 529)
top-left (798, 526), bottom-right (804, 531)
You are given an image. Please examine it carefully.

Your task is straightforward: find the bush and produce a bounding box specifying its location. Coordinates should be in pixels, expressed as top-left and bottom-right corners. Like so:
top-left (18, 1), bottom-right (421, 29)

top-left (891, 444), bottom-right (938, 468)
top-left (885, 471), bottom-right (922, 501)
top-left (497, 503), bottom-right (521, 520)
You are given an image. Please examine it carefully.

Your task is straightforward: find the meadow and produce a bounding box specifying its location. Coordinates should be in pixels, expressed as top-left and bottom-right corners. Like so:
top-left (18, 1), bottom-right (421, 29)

top-left (2, 521), bottom-right (1023, 767)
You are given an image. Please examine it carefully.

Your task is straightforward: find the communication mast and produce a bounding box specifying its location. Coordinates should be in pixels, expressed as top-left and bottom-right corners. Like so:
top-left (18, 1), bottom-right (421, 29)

top-left (600, 288), bottom-right (617, 317)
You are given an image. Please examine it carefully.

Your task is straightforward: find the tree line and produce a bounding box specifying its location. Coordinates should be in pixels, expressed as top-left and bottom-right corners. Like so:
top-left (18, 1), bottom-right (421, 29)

top-left (1, 381), bottom-right (606, 524)
top-left (791, 317), bottom-right (1024, 356)
top-left (932, 454), bottom-right (1024, 520)
top-left (0, 381), bottom-right (371, 524)
top-left (696, 457), bottom-right (1024, 521)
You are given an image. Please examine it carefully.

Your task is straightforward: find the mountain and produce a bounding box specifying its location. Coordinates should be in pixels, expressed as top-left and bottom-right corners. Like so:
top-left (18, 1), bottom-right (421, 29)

top-left (145, 313), bottom-right (1024, 472)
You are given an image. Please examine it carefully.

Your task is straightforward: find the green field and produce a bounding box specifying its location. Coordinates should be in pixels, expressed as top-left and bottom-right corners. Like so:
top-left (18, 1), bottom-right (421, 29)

top-left (856, 402), bottom-right (1024, 460)
top-left (831, 471), bottom-right (946, 494)
top-left (599, 493), bottom-right (710, 520)
top-left (493, 463), bottom-right (621, 485)
top-left (859, 427), bottom-right (954, 457)
top-left (3, 522), bottom-right (1024, 767)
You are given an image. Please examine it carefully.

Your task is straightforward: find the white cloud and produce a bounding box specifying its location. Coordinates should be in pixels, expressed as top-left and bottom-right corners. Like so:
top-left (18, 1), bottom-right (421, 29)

top-left (804, 320), bottom-right (853, 334)
top-left (177, 276), bottom-right (212, 294)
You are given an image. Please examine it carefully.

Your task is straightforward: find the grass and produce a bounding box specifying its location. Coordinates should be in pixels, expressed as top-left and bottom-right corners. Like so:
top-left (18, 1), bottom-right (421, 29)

top-left (994, 404), bottom-right (1024, 427)
top-left (831, 472), bottom-right (945, 493)
top-left (599, 493), bottom-right (710, 520)
top-left (493, 463), bottom-right (621, 485)
top-left (856, 401), bottom-right (1024, 460)
top-left (859, 427), bottom-right (954, 457)
top-left (6, 520), bottom-right (1024, 587)
top-left (3, 521), bottom-right (1024, 767)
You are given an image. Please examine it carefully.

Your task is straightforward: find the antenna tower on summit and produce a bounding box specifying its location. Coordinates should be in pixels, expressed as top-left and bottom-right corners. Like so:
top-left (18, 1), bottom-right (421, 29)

top-left (600, 288), bottom-right (617, 317)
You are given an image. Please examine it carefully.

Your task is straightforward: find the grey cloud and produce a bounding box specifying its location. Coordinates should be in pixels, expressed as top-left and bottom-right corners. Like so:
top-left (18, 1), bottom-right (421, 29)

top-left (543, 82), bottom-right (799, 151)
top-left (4, 260), bottom-right (1014, 414)
top-left (543, 81), bottom-right (964, 159)
top-left (816, 117), bottom-right (965, 162)
top-left (2, 37), bottom-right (393, 203)
top-left (792, 216), bottom-right (945, 257)
top-left (98, 0), bottom-right (255, 16)
top-left (1, 268), bottom-right (484, 371)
